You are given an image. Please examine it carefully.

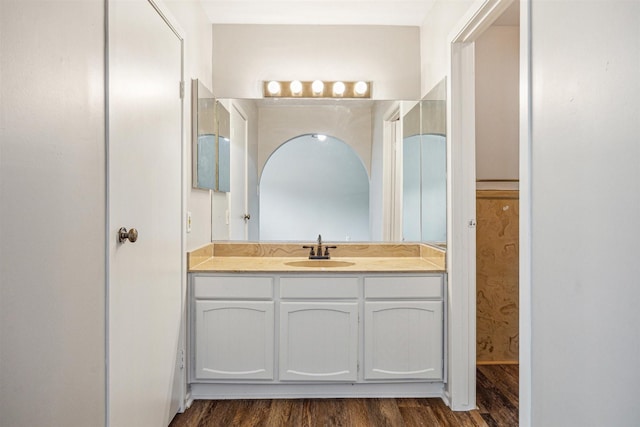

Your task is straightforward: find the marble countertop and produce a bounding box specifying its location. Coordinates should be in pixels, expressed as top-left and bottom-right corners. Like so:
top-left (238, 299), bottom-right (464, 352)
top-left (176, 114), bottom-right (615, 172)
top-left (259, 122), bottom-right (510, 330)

top-left (188, 242), bottom-right (446, 273)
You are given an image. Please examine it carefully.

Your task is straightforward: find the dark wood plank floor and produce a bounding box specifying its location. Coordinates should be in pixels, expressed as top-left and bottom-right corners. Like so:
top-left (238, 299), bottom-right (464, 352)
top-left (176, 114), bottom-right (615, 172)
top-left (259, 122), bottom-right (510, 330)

top-left (170, 365), bottom-right (518, 427)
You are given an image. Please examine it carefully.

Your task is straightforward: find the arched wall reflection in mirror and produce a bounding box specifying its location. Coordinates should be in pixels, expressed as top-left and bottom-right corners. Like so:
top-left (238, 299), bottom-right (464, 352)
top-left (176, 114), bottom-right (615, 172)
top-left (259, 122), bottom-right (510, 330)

top-left (260, 134), bottom-right (370, 241)
top-left (402, 78), bottom-right (447, 244)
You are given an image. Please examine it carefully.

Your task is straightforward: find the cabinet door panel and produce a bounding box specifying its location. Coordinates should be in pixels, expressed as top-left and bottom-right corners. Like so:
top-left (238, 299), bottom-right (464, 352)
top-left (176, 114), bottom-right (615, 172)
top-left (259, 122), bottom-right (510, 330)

top-left (195, 301), bottom-right (274, 380)
top-left (365, 301), bottom-right (442, 380)
top-left (279, 302), bottom-right (358, 381)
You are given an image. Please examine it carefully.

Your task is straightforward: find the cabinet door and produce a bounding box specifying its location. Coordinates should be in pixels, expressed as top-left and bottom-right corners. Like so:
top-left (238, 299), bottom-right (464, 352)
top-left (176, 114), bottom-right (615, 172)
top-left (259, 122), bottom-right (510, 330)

top-left (279, 302), bottom-right (358, 381)
top-left (195, 300), bottom-right (274, 380)
top-left (364, 301), bottom-right (442, 380)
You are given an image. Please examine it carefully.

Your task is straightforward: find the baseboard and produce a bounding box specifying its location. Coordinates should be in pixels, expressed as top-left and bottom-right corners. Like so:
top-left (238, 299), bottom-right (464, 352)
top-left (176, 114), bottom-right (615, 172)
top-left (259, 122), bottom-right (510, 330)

top-left (182, 391), bottom-right (193, 413)
top-left (190, 382), bottom-right (445, 400)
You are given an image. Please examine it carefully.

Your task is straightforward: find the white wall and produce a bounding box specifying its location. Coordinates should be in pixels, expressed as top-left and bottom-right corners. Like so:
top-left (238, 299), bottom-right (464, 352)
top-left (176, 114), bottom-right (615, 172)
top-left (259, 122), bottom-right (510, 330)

top-left (165, 0), bottom-right (215, 250)
top-left (0, 1), bottom-right (106, 426)
top-left (212, 24), bottom-right (421, 100)
top-left (419, 0), bottom-right (474, 97)
top-left (530, 2), bottom-right (640, 425)
top-left (475, 25), bottom-right (519, 181)
top-left (257, 104), bottom-right (373, 176)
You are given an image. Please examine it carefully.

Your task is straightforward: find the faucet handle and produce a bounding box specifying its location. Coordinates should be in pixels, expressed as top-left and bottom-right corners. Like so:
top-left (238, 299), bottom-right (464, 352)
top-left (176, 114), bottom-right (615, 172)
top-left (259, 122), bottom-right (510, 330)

top-left (302, 245), bottom-right (315, 256)
top-left (324, 245), bottom-right (337, 256)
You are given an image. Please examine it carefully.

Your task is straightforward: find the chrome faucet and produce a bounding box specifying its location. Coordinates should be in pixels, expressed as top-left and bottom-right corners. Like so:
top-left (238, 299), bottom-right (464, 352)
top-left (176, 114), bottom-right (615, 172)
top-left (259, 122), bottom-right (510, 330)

top-left (303, 234), bottom-right (337, 259)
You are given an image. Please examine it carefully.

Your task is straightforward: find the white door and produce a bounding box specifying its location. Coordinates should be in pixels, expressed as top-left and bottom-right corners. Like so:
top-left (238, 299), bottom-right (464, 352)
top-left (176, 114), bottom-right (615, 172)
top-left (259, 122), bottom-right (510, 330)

top-left (229, 104), bottom-right (248, 239)
top-left (279, 302), bottom-right (359, 381)
top-left (108, 1), bottom-right (183, 426)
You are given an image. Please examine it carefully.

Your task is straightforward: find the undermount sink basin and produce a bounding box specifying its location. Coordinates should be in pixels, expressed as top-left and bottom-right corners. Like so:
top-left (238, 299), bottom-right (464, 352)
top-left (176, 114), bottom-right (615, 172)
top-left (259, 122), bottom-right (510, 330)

top-left (285, 260), bottom-right (355, 268)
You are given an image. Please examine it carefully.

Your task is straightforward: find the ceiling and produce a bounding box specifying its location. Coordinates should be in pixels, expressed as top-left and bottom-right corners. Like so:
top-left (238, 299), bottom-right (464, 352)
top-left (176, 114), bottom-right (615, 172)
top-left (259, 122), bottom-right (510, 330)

top-left (198, 0), bottom-right (438, 26)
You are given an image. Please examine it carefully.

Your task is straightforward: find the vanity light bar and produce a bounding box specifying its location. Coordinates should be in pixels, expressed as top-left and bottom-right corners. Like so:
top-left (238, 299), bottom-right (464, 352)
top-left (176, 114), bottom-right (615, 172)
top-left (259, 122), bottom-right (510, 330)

top-left (263, 80), bottom-right (372, 98)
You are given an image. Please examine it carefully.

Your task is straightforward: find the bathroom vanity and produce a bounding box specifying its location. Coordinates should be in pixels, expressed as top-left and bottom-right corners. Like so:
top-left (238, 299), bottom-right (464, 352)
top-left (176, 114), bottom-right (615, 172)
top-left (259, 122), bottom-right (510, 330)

top-left (187, 242), bottom-right (446, 400)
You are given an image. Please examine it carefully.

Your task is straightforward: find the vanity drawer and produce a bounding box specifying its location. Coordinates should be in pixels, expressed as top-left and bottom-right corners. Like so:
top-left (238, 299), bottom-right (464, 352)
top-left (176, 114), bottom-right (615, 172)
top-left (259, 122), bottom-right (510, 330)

top-left (364, 276), bottom-right (442, 299)
top-left (280, 277), bottom-right (359, 299)
top-left (193, 275), bottom-right (273, 299)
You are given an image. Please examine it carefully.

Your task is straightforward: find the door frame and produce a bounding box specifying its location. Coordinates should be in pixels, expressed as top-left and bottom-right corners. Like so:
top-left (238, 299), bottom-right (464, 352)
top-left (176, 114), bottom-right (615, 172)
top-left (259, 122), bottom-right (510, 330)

top-left (518, 1), bottom-right (532, 425)
top-left (445, 0), bottom-right (520, 412)
top-left (230, 101), bottom-right (249, 240)
top-left (382, 103), bottom-right (402, 241)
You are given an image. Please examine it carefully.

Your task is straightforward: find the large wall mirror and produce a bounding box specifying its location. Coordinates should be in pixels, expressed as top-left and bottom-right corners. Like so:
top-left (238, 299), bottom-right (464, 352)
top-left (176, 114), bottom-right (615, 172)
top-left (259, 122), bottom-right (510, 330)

top-left (403, 78), bottom-right (447, 244)
top-left (211, 82), bottom-right (446, 243)
top-left (192, 79), bottom-right (230, 192)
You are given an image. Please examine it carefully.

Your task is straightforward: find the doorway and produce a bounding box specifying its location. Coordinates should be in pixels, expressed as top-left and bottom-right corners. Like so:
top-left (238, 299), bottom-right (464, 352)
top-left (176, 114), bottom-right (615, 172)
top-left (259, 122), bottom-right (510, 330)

top-left (473, 4), bottom-right (521, 423)
top-left (474, 4), bottom-right (520, 366)
top-left (447, 0), bottom-right (523, 415)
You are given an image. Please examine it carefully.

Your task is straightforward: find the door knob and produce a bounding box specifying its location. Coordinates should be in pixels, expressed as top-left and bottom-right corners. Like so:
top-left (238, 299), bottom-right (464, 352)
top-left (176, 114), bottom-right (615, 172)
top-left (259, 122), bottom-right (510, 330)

top-left (243, 213), bottom-right (251, 221)
top-left (118, 227), bottom-right (139, 243)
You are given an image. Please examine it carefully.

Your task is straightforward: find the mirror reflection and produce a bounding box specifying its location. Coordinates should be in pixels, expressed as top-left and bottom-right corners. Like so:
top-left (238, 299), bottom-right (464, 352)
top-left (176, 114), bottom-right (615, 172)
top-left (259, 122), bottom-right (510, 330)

top-left (192, 79), bottom-right (231, 192)
top-left (217, 103), bottom-right (231, 192)
top-left (206, 80), bottom-right (446, 244)
top-left (403, 78), bottom-right (447, 244)
top-left (192, 80), bottom-right (216, 190)
top-left (260, 134), bottom-right (369, 241)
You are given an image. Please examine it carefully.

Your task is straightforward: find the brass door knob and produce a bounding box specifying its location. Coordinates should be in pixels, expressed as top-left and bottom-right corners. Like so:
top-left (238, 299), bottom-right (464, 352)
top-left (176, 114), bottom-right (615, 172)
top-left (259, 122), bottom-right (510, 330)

top-left (118, 227), bottom-right (138, 243)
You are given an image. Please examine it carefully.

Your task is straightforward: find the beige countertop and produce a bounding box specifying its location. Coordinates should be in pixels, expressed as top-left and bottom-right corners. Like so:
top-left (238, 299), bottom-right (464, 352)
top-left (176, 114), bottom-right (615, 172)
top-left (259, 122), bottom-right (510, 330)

top-left (188, 242), bottom-right (446, 273)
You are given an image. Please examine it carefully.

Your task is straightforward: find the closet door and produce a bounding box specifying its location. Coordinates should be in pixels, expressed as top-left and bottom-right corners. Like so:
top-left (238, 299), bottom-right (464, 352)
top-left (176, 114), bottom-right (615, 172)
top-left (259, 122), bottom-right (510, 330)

top-left (108, 1), bottom-right (183, 425)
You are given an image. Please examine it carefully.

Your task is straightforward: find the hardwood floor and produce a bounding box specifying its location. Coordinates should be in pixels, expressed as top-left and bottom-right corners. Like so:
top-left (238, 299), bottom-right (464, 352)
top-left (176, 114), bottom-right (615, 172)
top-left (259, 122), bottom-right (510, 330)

top-left (169, 365), bottom-right (518, 427)
top-left (475, 364), bottom-right (519, 427)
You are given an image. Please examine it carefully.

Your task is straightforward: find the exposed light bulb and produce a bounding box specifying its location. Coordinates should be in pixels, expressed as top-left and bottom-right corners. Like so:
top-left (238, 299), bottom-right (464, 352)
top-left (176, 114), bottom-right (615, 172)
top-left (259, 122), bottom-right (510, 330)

top-left (290, 80), bottom-right (302, 95)
top-left (267, 80), bottom-right (280, 95)
top-left (311, 80), bottom-right (324, 95)
top-left (265, 80), bottom-right (370, 98)
top-left (354, 81), bottom-right (368, 96)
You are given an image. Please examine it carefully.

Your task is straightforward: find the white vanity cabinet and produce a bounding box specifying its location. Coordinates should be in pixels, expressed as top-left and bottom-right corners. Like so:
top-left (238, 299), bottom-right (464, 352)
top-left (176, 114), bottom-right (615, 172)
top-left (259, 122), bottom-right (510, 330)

top-left (192, 275), bottom-right (275, 380)
top-left (189, 272), bottom-right (445, 399)
top-left (364, 276), bottom-right (444, 381)
top-left (279, 277), bottom-right (359, 381)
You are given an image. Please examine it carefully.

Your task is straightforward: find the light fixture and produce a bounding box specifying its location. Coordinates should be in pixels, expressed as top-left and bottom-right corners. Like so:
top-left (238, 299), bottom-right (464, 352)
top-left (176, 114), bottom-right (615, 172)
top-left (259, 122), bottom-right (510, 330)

top-left (354, 81), bottom-right (368, 96)
top-left (262, 80), bottom-right (372, 99)
top-left (311, 80), bottom-right (324, 95)
top-left (290, 80), bottom-right (303, 95)
top-left (266, 80), bottom-right (281, 95)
